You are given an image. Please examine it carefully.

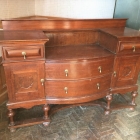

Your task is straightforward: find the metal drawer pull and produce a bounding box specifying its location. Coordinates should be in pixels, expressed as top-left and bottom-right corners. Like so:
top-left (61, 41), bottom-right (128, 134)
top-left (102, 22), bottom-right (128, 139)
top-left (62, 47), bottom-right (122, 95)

top-left (132, 46), bottom-right (135, 52)
top-left (40, 79), bottom-right (45, 86)
top-left (64, 87), bottom-right (68, 94)
top-left (22, 52), bottom-right (26, 59)
top-left (113, 71), bottom-right (117, 77)
top-left (65, 69), bottom-right (68, 77)
top-left (98, 66), bottom-right (102, 73)
top-left (97, 83), bottom-right (100, 90)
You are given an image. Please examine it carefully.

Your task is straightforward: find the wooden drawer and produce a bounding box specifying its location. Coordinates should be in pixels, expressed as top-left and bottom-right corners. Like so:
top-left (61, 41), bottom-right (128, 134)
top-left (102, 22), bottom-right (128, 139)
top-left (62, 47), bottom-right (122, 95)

top-left (3, 45), bottom-right (44, 61)
top-left (119, 42), bottom-right (140, 54)
top-left (45, 74), bottom-right (111, 98)
top-left (45, 57), bottom-right (114, 79)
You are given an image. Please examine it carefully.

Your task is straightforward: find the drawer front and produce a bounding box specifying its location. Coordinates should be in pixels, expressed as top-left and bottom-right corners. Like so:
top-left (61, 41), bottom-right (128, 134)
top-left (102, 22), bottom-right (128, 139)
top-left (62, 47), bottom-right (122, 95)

top-left (119, 42), bottom-right (140, 54)
top-left (45, 74), bottom-right (111, 98)
top-left (45, 57), bottom-right (114, 79)
top-left (3, 45), bottom-right (44, 61)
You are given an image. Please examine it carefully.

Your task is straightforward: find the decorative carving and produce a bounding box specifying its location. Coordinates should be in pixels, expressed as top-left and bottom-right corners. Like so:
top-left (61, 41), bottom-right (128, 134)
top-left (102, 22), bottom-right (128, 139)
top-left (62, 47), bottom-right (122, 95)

top-left (121, 67), bottom-right (132, 77)
top-left (19, 76), bottom-right (34, 89)
top-left (14, 72), bottom-right (38, 93)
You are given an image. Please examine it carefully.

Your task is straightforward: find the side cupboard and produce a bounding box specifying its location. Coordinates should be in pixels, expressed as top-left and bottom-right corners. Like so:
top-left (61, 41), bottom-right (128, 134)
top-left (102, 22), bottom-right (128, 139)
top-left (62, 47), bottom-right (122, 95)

top-left (0, 19), bottom-right (140, 132)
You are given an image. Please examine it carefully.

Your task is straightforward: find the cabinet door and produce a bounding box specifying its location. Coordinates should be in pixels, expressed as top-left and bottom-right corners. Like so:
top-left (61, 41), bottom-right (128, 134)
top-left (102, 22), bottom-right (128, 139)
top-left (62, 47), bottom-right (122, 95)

top-left (4, 61), bottom-right (45, 102)
top-left (111, 56), bottom-right (140, 88)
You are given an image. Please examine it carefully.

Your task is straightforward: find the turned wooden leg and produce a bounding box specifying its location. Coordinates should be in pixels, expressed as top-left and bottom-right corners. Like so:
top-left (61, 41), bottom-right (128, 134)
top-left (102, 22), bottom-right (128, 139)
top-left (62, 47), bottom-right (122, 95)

top-left (8, 109), bottom-right (16, 132)
top-left (43, 104), bottom-right (50, 127)
top-left (105, 94), bottom-right (113, 115)
top-left (131, 91), bottom-right (138, 106)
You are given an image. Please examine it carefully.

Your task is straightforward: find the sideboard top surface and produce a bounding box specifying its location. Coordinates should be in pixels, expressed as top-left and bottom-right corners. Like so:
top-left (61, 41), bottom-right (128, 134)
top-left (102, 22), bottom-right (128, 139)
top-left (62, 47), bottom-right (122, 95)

top-left (0, 31), bottom-right (48, 42)
top-left (101, 27), bottom-right (140, 39)
top-left (45, 44), bottom-right (114, 62)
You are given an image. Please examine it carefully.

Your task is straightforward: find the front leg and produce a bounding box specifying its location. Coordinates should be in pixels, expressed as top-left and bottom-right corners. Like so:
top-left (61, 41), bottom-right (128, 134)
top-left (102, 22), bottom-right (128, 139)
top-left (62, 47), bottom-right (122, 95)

top-left (8, 109), bottom-right (16, 132)
top-left (43, 104), bottom-right (50, 126)
top-left (105, 93), bottom-right (113, 115)
top-left (131, 91), bottom-right (138, 106)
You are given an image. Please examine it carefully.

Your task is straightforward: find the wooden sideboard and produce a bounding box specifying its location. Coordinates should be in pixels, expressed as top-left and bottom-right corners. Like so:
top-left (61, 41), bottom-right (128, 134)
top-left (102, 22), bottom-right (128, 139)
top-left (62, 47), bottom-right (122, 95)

top-left (0, 19), bottom-right (140, 132)
top-left (0, 56), bottom-right (7, 104)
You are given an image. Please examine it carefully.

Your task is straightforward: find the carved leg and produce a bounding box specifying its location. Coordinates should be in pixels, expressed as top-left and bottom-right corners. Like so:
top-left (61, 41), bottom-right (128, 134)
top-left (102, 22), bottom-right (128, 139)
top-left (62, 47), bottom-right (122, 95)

top-left (8, 109), bottom-right (16, 132)
top-left (105, 94), bottom-right (113, 115)
top-left (131, 91), bottom-right (138, 106)
top-left (43, 104), bottom-right (50, 127)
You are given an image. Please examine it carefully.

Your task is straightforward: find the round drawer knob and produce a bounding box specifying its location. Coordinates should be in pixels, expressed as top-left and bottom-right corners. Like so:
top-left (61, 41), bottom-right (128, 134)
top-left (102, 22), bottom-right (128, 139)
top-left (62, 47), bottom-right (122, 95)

top-left (132, 46), bottom-right (136, 52)
top-left (97, 83), bottom-right (100, 89)
top-left (40, 79), bottom-right (45, 86)
top-left (64, 69), bottom-right (68, 77)
top-left (22, 52), bottom-right (26, 59)
top-left (98, 66), bottom-right (102, 73)
top-left (64, 87), bottom-right (68, 94)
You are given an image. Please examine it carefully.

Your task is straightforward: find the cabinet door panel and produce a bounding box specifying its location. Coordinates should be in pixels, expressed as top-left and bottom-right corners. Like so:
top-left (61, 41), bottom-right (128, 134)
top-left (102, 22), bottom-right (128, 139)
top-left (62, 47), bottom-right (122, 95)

top-left (4, 61), bottom-right (45, 102)
top-left (111, 56), bottom-right (140, 88)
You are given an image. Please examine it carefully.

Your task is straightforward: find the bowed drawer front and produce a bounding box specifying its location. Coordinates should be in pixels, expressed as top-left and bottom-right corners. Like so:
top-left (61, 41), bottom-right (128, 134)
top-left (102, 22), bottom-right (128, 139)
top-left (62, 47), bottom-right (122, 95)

top-left (45, 74), bottom-right (111, 98)
top-left (45, 57), bottom-right (114, 80)
top-left (3, 45), bottom-right (44, 61)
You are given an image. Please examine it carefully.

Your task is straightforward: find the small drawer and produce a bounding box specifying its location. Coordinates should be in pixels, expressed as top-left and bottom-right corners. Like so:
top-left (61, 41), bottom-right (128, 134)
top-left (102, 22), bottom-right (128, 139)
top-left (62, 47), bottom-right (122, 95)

top-left (3, 45), bottom-right (44, 61)
top-left (45, 74), bottom-right (111, 98)
top-left (119, 42), bottom-right (140, 54)
top-left (45, 57), bottom-right (114, 79)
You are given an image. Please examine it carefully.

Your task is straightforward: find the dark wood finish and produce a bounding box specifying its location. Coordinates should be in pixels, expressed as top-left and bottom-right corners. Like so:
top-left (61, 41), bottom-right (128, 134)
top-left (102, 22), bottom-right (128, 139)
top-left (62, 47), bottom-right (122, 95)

top-left (2, 19), bottom-right (127, 30)
top-left (45, 57), bottom-right (114, 79)
top-left (0, 56), bottom-right (7, 104)
top-left (46, 74), bottom-right (111, 98)
top-left (45, 45), bottom-right (114, 61)
top-left (99, 31), bottom-right (118, 53)
top-left (8, 109), bottom-right (16, 132)
top-left (7, 99), bottom-right (46, 109)
top-left (45, 30), bottom-right (99, 46)
top-left (46, 90), bottom-right (110, 104)
top-left (111, 55), bottom-right (140, 88)
top-left (131, 91), bottom-right (138, 105)
top-left (119, 42), bottom-right (140, 54)
top-left (1, 19), bottom-right (140, 131)
top-left (3, 45), bottom-right (44, 61)
top-left (105, 94), bottom-right (113, 115)
top-left (4, 61), bottom-right (45, 102)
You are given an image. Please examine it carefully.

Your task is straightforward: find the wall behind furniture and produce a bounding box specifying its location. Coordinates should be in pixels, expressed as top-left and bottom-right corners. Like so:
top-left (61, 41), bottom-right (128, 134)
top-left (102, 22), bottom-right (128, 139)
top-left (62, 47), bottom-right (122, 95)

top-left (35, 0), bottom-right (116, 19)
top-left (114, 0), bottom-right (140, 30)
top-left (0, 0), bottom-right (35, 19)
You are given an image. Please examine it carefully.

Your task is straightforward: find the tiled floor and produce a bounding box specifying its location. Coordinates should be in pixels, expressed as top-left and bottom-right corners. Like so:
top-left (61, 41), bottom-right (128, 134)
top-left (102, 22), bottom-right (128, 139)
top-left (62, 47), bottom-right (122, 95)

top-left (1, 78), bottom-right (140, 140)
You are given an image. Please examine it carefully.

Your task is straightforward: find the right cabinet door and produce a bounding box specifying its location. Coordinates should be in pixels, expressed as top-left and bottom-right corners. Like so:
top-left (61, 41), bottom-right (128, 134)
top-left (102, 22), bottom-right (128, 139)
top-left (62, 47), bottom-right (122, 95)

top-left (111, 55), bottom-right (140, 88)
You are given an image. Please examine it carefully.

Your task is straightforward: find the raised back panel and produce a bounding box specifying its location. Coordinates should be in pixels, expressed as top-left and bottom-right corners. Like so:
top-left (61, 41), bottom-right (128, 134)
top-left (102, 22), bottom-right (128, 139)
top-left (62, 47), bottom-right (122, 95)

top-left (45, 30), bottom-right (99, 47)
top-left (2, 19), bottom-right (127, 30)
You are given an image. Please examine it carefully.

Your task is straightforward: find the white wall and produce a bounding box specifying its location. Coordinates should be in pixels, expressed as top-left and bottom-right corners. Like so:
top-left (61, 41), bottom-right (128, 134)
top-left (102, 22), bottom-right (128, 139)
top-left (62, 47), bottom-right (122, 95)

top-left (0, 0), bottom-right (35, 19)
top-left (35, 0), bottom-right (115, 19)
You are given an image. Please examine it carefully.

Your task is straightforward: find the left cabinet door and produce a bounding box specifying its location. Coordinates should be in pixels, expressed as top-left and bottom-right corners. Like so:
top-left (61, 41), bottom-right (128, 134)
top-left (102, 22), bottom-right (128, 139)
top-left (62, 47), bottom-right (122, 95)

top-left (4, 61), bottom-right (45, 102)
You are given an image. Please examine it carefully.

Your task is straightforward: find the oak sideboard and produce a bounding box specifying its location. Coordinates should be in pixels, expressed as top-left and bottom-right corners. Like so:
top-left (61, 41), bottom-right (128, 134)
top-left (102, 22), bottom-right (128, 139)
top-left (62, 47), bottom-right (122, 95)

top-left (0, 19), bottom-right (140, 132)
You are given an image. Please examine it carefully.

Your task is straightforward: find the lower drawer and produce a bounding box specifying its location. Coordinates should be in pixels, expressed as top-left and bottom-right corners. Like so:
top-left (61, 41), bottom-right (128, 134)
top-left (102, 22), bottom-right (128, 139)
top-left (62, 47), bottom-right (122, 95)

top-left (45, 74), bottom-right (111, 98)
